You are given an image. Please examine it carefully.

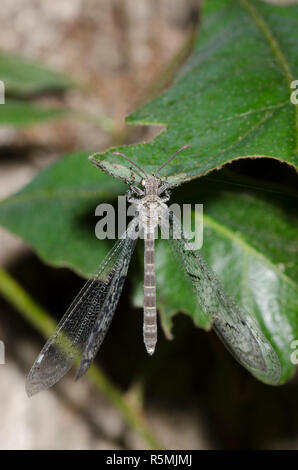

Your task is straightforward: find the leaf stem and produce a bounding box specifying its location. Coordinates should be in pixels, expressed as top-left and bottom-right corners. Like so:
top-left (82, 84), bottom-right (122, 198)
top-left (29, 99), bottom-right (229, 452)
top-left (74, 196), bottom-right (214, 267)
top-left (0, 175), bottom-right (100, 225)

top-left (0, 266), bottom-right (162, 450)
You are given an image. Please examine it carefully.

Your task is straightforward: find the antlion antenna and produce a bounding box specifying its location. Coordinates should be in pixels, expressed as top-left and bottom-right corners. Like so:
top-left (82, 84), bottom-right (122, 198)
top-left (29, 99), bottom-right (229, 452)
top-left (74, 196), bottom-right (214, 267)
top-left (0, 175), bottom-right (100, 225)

top-left (112, 152), bottom-right (148, 179)
top-left (154, 144), bottom-right (191, 176)
top-left (113, 144), bottom-right (190, 179)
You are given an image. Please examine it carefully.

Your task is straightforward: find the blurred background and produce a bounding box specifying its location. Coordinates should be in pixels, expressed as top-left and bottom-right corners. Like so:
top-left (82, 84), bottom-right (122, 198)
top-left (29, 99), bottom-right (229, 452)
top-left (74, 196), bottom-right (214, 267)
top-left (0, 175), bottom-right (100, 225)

top-left (0, 0), bottom-right (297, 450)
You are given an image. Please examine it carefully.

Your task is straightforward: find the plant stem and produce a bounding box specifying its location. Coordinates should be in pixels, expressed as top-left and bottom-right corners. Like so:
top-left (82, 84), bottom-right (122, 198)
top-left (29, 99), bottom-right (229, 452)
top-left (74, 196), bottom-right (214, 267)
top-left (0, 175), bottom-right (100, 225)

top-left (0, 266), bottom-right (162, 450)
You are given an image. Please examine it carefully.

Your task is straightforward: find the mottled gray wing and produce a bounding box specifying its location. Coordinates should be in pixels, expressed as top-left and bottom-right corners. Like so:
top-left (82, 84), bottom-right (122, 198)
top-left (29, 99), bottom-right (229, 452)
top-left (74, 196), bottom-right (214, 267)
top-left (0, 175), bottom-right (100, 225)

top-left (75, 230), bottom-right (138, 379)
top-left (26, 217), bottom-right (139, 397)
top-left (160, 207), bottom-right (281, 384)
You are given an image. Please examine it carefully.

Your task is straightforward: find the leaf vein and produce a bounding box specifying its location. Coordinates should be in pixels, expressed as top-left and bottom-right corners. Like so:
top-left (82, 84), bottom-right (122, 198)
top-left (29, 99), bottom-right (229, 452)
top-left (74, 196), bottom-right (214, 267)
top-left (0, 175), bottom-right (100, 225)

top-left (240, 0), bottom-right (298, 155)
top-left (203, 213), bottom-right (298, 291)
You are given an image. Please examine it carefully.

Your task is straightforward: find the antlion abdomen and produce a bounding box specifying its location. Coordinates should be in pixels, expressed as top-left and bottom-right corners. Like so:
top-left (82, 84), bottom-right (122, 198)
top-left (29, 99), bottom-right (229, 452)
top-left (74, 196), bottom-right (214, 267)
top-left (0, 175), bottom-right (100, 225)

top-left (143, 229), bottom-right (157, 354)
top-left (139, 180), bottom-right (164, 355)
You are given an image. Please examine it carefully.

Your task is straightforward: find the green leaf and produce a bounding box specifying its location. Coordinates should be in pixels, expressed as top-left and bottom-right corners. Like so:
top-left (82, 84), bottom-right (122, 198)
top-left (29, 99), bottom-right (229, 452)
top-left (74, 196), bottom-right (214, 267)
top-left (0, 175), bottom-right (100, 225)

top-left (0, 152), bottom-right (297, 383)
top-left (0, 50), bottom-right (74, 96)
top-left (0, 51), bottom-right (76, 126)
top-left (0, 152), bottom-right (125, 276)
top-left (91, 0), bottom-right (298, 185)
top-left (0, 100), bottom-right (71, 127)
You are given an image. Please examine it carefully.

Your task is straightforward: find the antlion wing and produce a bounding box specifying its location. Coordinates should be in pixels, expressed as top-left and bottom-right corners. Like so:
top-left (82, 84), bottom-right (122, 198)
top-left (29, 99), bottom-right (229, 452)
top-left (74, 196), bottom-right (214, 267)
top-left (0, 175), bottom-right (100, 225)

top-left (26, 217), bottom-right (139, 396)
top-left (75, 225), bottom-right (138, 379)
top-left (160, 207), bottom-right (281, 384)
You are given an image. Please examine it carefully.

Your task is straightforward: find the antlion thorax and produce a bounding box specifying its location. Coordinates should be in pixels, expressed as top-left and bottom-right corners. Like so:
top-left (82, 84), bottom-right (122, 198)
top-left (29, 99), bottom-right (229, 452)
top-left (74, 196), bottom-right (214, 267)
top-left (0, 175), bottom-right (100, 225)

top-left (139, 176), bottom-right (166, 232)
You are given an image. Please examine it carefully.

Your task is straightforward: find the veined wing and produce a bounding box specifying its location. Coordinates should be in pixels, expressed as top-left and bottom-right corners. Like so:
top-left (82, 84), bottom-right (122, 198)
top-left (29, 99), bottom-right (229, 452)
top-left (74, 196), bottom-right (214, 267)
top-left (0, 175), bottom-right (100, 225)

top-left (75, 227), bottom-right (138, 379)
top-left (26, 217), bottom-right (139, 397)
top-left (160, 207), bottom-right (281, 384)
